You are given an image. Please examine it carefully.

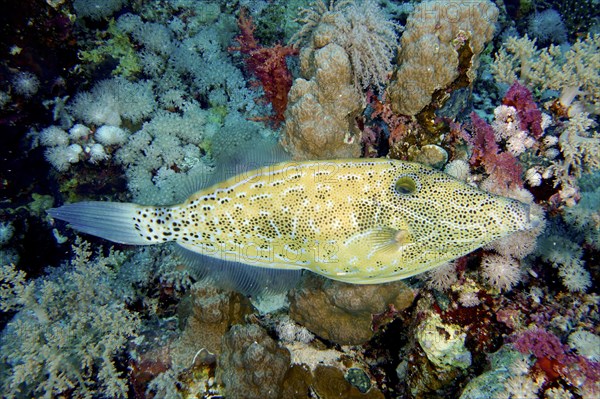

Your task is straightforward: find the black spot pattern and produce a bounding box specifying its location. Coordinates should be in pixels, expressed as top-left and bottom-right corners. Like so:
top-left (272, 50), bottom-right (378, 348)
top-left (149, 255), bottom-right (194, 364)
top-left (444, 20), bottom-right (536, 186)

top-left (133, 159), bottom-right (530, 284)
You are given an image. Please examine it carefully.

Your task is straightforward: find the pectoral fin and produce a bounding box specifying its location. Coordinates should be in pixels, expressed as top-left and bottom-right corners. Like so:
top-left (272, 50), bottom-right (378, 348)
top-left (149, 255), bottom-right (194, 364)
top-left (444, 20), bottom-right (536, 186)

top-left (347, 227), bottom-right (413, 256)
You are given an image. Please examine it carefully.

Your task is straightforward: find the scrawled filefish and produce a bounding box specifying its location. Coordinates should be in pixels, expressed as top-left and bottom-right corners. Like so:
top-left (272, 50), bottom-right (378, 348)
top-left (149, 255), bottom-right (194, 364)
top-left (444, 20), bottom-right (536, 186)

top-left (48, 158), bottom-right (533, 284)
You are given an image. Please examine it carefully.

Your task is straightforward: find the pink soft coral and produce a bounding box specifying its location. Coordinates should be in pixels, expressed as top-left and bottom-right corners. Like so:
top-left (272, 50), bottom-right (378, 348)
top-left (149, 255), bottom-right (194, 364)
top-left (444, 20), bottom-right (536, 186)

top-left (469, 112), bottom-right (524, 189)
top-left (513, 328), bottom-right (600, 394)
top-left (513, 328), bottom-right (569, 361)
top-left (502, 81), bottom-right (544, 139)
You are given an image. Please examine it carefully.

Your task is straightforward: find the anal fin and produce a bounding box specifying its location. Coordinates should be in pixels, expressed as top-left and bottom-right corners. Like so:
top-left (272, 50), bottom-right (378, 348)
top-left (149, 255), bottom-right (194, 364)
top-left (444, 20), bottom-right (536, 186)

top-left (174, 243), bottom-right (302, 297)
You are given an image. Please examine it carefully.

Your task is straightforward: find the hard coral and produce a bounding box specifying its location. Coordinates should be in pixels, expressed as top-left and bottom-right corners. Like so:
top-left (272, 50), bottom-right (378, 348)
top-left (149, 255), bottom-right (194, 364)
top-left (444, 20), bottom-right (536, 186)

top-left (282, 43), bottom-right (363, 159)
top-left (231, 9), bottom-right (297, 125)
top-left (218, 324), bottom-right (290, 399)
top-left (288, 273), bottom-right (414, 345)
top-left (386, 0), bottom-right (498, 116)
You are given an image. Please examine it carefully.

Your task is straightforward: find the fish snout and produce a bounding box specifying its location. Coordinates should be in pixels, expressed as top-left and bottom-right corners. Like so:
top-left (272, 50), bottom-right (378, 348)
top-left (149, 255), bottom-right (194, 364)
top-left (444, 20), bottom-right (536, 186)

top-left (503, 199), bottom-right (532, 232)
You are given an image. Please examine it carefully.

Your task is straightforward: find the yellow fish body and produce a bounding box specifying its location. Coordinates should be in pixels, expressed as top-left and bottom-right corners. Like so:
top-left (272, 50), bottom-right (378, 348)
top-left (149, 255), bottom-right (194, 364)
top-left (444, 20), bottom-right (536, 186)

top-left (49, 159), bottom-right (532, 284)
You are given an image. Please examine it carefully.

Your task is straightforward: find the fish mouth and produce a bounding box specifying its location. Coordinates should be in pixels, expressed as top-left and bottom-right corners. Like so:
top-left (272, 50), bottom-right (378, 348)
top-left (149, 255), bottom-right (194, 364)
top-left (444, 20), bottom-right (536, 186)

top-left (514, 200), bottom-right (544, 232)
top-left (503, 199), bottom-right (534, 233)
top-left (523, 203), bottom-right (531, 225)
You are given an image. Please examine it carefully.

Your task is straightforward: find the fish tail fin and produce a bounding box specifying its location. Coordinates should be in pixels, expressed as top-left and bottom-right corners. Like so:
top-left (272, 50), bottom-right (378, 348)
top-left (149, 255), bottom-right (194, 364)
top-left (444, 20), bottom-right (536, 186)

top-left (48, 201), bottom-right (154, 245)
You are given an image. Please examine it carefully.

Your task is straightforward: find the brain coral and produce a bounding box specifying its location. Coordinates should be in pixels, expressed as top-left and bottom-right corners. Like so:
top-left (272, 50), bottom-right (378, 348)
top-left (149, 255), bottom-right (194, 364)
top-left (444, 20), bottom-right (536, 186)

top-left (386, 0), bottom-right (498, 116)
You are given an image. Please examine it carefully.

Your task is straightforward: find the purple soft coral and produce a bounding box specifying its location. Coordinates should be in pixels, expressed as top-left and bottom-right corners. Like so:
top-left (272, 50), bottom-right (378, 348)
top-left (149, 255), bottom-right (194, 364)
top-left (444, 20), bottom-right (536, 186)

top-left (513, 328), bottom-right (569, 361)
top-left (502, 81), bottom-right (544, 138)
top-left (513, 328), bottom-right (600, 394)
top-left (468, 113), bottom-right (523, 189)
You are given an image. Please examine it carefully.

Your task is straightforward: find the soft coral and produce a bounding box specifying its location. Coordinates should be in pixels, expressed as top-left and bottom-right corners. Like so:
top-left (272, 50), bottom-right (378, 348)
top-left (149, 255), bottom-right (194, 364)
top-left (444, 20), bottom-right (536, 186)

top-left (230, 9), bottom-right (298, 126)
top-left (469, 112), bottom-right (524, 189)
top-left (502, 81), bottom-right (544, 139)
top-left (513, 328), bottom-right (600, 393)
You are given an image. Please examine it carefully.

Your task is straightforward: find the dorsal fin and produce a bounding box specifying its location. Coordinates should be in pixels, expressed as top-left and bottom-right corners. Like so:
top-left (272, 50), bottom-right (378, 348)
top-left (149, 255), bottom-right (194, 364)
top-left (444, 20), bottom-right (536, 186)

top-left (182, 138), bottom-right (291, 197)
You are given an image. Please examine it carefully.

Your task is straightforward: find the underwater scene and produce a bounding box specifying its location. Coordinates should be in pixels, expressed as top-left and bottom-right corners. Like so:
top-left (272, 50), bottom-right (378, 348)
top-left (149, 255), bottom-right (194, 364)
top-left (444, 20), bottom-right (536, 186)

top-left (0, 0), bottom-right (599, 398)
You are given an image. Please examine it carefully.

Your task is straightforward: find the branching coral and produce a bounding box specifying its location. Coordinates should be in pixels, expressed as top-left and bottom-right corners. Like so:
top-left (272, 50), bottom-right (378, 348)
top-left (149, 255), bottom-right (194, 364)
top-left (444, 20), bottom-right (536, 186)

top-left (492, 34), bottom-right (600, 113)
top-left (0, 240), bottom-right (141, 398)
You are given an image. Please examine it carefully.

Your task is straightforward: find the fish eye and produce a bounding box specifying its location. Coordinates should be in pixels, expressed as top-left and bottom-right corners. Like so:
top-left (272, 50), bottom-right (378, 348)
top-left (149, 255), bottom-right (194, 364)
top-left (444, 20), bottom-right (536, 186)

top-left (395, 176), bottom-right (417, 195)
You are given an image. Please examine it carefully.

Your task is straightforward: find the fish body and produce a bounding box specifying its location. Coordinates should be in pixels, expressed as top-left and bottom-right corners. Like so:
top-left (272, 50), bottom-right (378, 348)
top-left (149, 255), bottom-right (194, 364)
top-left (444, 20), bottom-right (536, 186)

top-left (49, 158), bottom-right (532, 284)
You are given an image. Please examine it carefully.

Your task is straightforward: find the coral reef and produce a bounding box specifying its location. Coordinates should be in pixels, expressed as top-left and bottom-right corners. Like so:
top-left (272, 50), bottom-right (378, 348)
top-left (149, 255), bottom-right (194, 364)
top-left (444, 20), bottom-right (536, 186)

top-left (1, 1), bottom-right (599, 398)
top-left (73, 0), bottom-right (128, 20)
top-left (416, 312), bottom-right (472, 371)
